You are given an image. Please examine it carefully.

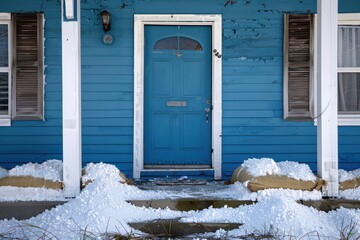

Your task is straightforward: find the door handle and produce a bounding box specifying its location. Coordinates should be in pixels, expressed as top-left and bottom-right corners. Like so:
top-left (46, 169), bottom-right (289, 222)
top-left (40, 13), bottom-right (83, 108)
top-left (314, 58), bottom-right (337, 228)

top-left (205, 108), bottom-right (211, 123)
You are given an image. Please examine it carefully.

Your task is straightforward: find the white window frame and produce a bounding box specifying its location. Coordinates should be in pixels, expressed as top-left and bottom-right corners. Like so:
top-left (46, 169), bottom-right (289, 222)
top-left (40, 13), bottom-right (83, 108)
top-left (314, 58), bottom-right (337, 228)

top-left (313, 13), bottom-right (360, 126)
top-left (133, 14), bottom-right (222, 179)
top-left (337, 13), bottom-right (360, 125)
top-left (0, 13), bottom-right (11, 126)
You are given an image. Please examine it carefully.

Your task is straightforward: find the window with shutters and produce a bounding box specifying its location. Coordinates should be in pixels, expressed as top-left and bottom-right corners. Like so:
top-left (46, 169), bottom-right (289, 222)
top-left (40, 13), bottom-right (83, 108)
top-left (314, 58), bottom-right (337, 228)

top-left (284, 13), bottom-right (360, 125)
top-left (0, 13), bottom-right (44, 126)
top-left (283, 14), bottom-right (314, 121)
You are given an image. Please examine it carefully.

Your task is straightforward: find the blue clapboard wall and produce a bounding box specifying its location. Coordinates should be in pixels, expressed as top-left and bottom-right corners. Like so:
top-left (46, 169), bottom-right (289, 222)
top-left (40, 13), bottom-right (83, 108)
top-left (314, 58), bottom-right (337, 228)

top-left (0, 0), bottom-right (360, 178)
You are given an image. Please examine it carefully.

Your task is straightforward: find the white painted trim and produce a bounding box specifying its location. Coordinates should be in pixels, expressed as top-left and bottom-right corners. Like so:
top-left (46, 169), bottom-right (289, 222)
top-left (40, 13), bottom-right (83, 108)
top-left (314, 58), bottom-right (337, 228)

top-left (133, 14), bottom-right (222, 179)
top-left (338, 115), bottom-right (360, 125)
top-left (316, 0), bottom-right (339, 197)
top-left (62, 0), bottom-right (82, 197)
top-left (0, 118), bottom-right (11, 126)
top-left (338, 13), bottom-right (360, 24)
top-left (64, 0), bottom-right (74, 19)
top-left (338, 67), bottom-right (360, 73)
top-left (0, 18), bottom-right (12, 119)
top-left (0, 13), bottom-right (11, 20)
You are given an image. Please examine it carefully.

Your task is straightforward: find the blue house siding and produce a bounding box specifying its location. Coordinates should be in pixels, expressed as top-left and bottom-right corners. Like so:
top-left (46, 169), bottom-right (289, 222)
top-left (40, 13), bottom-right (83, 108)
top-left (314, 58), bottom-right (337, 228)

top-left (0, 0), bottom-right (360, 179)
top-left (81, 1), bottom-right (135, 176)
top-left (0, 0), bottom-right (63, 169)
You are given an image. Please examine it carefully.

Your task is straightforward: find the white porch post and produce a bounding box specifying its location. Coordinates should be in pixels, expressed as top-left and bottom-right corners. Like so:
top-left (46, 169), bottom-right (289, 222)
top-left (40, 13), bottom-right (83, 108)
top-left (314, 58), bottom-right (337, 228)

top-left (62, 0), bottom-right (82, 197)
top-left (317, 0), bottom-right (339, 197)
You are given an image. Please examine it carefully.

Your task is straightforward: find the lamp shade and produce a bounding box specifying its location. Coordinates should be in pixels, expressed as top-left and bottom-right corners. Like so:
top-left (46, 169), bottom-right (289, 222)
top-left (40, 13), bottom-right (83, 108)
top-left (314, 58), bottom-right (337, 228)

top-left (100, 10), bottom-right (111, 33)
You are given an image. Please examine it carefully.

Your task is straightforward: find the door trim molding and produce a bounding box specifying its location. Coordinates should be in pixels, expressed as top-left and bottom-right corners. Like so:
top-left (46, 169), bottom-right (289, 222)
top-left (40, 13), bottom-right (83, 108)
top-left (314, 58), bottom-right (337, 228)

top-left (133, 14), bottom-right (222, 179)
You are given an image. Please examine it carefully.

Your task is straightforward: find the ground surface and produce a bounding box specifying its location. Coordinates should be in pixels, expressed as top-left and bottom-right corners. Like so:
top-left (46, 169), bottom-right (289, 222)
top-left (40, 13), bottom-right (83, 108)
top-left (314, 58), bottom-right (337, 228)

top-left (1, 159), bottom-right (360, 239)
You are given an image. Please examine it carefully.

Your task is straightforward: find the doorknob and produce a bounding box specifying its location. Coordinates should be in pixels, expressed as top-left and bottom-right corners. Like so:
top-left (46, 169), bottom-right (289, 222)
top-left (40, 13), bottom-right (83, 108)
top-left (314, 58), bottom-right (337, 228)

top-left (205, 107), bottom-right (211, 123)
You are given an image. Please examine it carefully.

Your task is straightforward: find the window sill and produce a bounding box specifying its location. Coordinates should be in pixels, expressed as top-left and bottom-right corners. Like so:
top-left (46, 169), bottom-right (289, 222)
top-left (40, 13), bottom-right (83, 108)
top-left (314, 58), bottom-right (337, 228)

top-left (0, 118), bottom-right (11, 126)
top-left (338, 114), bottom-right (360, 126)
top-left (313, 114), bottom-right (360, 126)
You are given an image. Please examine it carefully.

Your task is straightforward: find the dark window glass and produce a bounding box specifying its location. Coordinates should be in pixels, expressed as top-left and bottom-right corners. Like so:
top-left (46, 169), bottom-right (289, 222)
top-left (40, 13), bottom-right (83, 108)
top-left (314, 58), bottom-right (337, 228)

top-left (0, 73), bottom-right (8, 114)
top-left (179, 37), bottom-right (202, 50)
top-left (0, 24), bottom-right (8, 67)
top-left (154, 37), bottom-right (177, 50)
top-left (338, 73), bottom-right (360, 112)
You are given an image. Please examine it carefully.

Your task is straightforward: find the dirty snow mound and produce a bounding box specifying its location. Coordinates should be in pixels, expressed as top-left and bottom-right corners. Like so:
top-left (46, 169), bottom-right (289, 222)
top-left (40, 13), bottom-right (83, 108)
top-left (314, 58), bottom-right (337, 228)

top-left (8, 160), bottom-right (62, 181)
top-left (82, 162), bottom-right (127, 184)
top-left (339, 168), bottom-right (360, 182)
top-left (0, 167), bottom-right (7, 178)
top-left (241, 158), bottom-right (316, 181)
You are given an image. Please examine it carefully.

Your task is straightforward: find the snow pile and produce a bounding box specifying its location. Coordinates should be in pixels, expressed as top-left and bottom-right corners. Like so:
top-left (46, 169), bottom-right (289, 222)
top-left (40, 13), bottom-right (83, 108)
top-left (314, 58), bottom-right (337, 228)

top-left (225, 197), bottom-right (336, 238)
top-left (0, 172), bottom-right (181, 239)
top-left (0, 186), bottom-right (64, 202)
top-left (242, 158), bottom-right (316, 181)
top-left (242, 158), bottom-right (279, 176)
top-left (0, 167), bottom-right (7, 179)
top-left (0, 161), bottom-right (360, 239)
top-left (340, 187), bottom-right (360, 200)
top-left (257, 188), bottom-right (322, 201)
top-left (8, 160), bottom-right (62, 182)
top-left (339, 168), bottom-right (360, 182)
top-left (82, 162), bottom-right (127, 184)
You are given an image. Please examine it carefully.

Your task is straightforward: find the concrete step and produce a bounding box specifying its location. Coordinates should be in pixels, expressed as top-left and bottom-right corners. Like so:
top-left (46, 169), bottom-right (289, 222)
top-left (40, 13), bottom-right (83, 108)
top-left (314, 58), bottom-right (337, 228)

top-left (299, 199), bottom-right (360, 212)
top-left (128, 218), bottom-right (242, 237)
top-left (127, 199), bottom-right (255, 211)
top-left (0, 201), bottom-right (66, 220)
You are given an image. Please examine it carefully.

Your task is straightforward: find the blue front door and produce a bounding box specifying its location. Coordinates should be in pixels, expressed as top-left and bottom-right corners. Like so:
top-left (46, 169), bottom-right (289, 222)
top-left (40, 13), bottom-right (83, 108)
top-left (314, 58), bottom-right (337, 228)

top-left (144, 25), bottom-right (212, 167)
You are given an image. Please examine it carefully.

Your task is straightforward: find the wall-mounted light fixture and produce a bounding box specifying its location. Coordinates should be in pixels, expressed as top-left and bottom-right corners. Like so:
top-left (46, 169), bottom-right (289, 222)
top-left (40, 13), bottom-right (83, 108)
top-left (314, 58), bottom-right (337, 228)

top-left (100, 10), bottom-right (111, 33)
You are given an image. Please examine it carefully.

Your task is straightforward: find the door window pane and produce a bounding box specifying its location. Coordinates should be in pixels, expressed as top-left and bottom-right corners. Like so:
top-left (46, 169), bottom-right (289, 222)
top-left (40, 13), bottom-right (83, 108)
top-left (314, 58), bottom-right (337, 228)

top-left (338, 73), bottom-right (360, 112)
top-left (0, 24), bottom-right (8, 68)
top-left (338, 26), bottom-right (360, 68)
top-left (154, 36), bottom-right (203, 51)
top-left (0, 73), bottom-right (8, 114)
top-left (179, 37), bottom-right (202, 51)
top-left (154, 37), bottom-right (177, 50)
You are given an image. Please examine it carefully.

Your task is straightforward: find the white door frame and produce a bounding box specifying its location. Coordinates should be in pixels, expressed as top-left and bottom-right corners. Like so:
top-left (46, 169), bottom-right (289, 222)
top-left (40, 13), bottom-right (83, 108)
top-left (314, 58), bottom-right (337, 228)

top-left (133, 14), bottom-right (222, 179)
